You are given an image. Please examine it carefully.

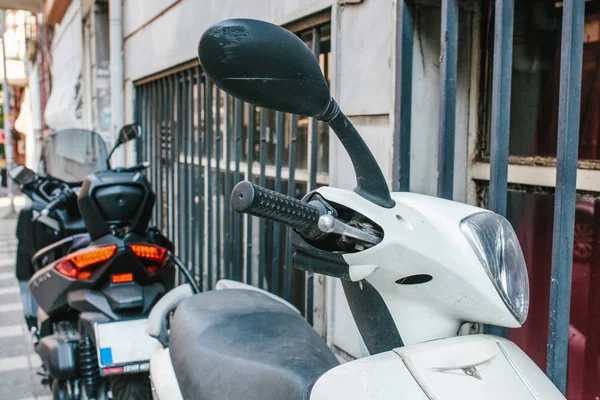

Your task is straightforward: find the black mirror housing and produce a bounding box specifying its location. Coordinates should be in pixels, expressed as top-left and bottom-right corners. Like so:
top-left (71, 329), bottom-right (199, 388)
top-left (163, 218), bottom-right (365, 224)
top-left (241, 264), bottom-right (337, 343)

top-left (118, 123), bottom-right (142, 144)
top-left (9, 164), bottom-right (37, 185)
top-left (198, 19), bottom-right (331, 118)
top-left (198, 19), bottom-right (395, 209)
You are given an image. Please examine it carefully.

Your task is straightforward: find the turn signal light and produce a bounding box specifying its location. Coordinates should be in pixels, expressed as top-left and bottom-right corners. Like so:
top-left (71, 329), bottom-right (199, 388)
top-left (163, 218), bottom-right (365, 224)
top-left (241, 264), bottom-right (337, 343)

top-left (129, 244), bottom-right (168, 274)
top-left (55, 245), bottom-right (118, 280)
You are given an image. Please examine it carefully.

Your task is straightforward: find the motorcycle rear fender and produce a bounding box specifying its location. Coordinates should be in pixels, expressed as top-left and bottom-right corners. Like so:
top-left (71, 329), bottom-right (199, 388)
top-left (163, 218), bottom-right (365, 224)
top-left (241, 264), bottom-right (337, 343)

top-left (150, 347), bottom-right (183, 400)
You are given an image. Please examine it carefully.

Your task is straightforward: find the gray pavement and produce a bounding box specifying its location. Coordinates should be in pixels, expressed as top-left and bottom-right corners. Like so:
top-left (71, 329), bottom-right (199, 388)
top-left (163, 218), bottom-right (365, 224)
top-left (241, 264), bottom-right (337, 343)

top-left (0, 190), bottom-right (51, 400)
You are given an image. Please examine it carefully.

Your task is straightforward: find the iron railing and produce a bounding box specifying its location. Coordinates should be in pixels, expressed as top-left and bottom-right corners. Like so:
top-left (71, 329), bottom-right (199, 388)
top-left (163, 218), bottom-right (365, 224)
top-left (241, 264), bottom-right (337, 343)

top-left (394, 0), bottom-right (586, 395)
top-left (135, 24), bottom-right (331, 321)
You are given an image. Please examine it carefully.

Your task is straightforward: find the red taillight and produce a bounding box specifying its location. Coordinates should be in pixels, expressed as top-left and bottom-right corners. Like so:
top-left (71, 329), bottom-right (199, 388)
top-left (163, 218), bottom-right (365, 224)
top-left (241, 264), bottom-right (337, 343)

top-left (129, 244), bottom-right (168, 274)
top-left (55, 245), bottom-right (118, 280)
top-left (111, 273), bottom-right (134, 284)
top-left (129, 244), bottom-right (167, 261)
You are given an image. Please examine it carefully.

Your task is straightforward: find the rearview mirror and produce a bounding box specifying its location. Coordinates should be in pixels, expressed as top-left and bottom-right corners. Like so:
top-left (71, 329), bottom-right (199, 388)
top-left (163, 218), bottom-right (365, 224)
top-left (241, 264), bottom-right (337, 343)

top-left (198, 19), bottom-right (331, 118)
top-left (198, 19), bottom-right (395, 209)
top-left (9, 164), bottom-right (37, 185)
top-left (118, 124), bottom-right (142, 144)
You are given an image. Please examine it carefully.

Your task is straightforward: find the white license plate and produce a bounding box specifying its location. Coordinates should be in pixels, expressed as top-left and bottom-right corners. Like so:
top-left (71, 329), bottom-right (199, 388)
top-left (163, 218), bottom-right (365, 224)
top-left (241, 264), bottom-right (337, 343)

top-left (95, 319), bottom-right (157, 375)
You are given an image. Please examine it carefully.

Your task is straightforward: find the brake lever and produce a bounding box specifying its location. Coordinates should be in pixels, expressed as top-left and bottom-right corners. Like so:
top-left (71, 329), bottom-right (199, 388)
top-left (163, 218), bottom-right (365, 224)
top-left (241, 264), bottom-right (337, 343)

top-left (318, 214), bottom-right (382, 245)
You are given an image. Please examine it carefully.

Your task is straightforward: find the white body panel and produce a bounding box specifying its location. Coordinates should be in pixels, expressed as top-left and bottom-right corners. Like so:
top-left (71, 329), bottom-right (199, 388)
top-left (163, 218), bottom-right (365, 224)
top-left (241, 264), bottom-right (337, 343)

top-left (317, 187), bottom-right (519, 345)
top-left (150, 346), bottom-right (182, 400)
top-left (311, 335), bottom-right (565, 400)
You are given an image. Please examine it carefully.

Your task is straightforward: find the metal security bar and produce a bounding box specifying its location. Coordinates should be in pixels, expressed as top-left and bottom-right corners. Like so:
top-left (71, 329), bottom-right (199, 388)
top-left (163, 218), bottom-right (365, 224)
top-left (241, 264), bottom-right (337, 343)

top-left (135, 24), bottom-right (331, 319)
top-left (394, 0), bottom-right (587, 394)
top-left (437, 0), bottom-right (459, 200)
top-left (485, 0), bottom-right (514, 339)
top-left (546, 0), bottom-right (585, 392)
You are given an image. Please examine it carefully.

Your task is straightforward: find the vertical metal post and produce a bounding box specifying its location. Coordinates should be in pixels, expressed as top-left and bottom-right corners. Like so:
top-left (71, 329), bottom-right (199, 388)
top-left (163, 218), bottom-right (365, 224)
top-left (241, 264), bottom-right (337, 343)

top-left (245, 105), bottom-right (255, 284)
top-left (196, 67), bottom-right (205, 291)
top-left (176, 73), bottom-right (183, 264)
top-left (169, 76), bottom-right (177, 261)
top-left (154, 79), bottom-right (166, 230)
top-left (135, 86), bottom-right (142, 164)
top-left (258, 109), bottom-right (267, 288)
top-left (437, 0), bottom-right (459, 200)
top-left (233, 99), bottom-right (243, 282)
top-left (159, 79), bottom-right (167, 230)
top-left (206, 78), bottom-right (214, 289)
top-left (392, 0), bottom-right (414, 192)
top-left (272, 112), bottom-right (285, 295)
top-left (109, 0), bottom-right (125, 166)
top-left (182, 73), bottom-right (190, 269)
top-left (224, 95), bottom-right (232, 279)
top-left (150, 81), bottom-right (157, 223)
top-left (285, 115), bottom-right (298, 303)
top-left (486, 0), bottom-right (514, 339)
top-left (162, 79), bottom-right (170, 244)
top-left (187, 70), bottom-right (196, 278)
top-left (139, 85), bottom-right (146, 164)
top-left (304, 26), bottom-right (321, 321)
top-left (215, 87), bottom-right (222, 283)
top-left (488, 0), bottom-right (514, 216)
top-left (546, 0), bottom-right (585, 393)
top-left (309, 27), bottom-right (320, 191)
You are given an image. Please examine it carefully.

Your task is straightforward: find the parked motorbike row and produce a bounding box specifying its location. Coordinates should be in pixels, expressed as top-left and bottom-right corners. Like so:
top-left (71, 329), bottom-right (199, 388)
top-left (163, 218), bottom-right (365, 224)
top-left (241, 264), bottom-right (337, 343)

top-left (9, 18), bottom-right (566, 400)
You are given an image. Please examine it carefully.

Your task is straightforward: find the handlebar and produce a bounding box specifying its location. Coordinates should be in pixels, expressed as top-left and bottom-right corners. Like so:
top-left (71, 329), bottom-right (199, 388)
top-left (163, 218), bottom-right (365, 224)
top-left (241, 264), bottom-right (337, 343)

top-left (231, 181), bottom-right (321, 232)
top-left (35, 188), bottom-right (74, 221)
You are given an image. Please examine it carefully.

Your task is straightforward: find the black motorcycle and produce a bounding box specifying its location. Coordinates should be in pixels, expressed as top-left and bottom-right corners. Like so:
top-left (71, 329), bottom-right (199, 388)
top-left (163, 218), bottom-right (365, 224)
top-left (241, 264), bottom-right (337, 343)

top-left (11, 125), bottom-right (194, 400)
top-left (11, 129), bottom-right (107, 330)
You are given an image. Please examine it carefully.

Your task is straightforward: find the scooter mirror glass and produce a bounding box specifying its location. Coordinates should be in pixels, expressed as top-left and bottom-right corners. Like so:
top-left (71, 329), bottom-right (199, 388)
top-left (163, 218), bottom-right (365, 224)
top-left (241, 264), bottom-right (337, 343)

top-left (9, 164), bottom-right (37, 185)
top-left (198, 18), bottom-right (331, 118)
top-left (118, 123), bottom-right (142, 144)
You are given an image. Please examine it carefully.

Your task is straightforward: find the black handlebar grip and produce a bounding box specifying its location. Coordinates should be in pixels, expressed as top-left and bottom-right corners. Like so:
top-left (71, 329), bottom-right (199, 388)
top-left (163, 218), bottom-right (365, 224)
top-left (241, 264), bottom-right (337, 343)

top-left (231, 181), bottom-right (321, 231)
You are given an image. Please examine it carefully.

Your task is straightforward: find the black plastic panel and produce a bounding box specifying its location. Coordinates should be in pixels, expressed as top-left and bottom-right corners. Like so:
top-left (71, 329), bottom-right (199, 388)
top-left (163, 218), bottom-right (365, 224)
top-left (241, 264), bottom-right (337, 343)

top-left (95, 185), bottom-right (143, 222)
top-left (78, 171), bottom-right (155, 240)
top-left (102, 283), bottom-right (144, 311)
top-left (37, 333), bottom-right (80, 380)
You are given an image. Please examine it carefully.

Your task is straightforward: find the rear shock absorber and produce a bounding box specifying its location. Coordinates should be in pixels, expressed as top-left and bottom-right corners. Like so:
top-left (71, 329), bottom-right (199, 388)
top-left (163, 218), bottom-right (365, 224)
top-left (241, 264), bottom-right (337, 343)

top-left (79, 331), bottom-right (100, 399)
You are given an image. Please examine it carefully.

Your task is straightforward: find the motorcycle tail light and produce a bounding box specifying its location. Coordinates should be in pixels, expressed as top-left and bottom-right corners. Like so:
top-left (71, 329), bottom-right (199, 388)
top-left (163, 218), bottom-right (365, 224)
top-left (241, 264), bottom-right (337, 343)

top-left (55, 245), bottom-right (118, 280)
top-left (129, 244), bottom-right (168, 274)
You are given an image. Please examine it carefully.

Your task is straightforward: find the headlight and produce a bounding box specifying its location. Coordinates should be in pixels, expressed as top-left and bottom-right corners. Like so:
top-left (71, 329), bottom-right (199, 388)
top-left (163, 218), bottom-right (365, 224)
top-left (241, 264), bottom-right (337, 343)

top-left (460, 212), bottom-right (529, 324)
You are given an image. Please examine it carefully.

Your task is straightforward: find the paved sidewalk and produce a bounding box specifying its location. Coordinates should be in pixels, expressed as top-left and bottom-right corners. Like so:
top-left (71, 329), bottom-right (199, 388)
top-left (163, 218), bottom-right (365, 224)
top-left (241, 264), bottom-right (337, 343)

top-left (0, 192), bottom-right (51, 400)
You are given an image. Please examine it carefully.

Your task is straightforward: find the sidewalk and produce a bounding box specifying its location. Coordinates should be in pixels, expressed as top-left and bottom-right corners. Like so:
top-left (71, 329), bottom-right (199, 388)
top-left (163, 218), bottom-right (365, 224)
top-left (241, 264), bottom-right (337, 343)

top-left (0, 191), bottom-right (51, 400)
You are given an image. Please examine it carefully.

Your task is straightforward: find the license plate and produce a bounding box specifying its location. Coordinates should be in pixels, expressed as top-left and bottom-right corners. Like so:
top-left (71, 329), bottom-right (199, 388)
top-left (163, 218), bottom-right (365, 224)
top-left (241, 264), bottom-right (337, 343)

top-left (94, 319), bottom-right (157, 376)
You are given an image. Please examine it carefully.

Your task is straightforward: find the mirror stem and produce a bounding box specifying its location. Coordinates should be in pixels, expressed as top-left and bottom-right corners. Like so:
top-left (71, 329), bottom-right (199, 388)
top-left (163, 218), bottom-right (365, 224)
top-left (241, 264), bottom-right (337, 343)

top-left (318, 99), bottom-right (395, 208)
top-left (106, 143), bottom-right (119, 170)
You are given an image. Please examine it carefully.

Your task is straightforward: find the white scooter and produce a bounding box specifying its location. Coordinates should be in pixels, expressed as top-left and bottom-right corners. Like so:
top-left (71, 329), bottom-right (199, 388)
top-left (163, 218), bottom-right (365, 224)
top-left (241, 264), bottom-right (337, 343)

top-left (147, 18), bottom-right (565, 400)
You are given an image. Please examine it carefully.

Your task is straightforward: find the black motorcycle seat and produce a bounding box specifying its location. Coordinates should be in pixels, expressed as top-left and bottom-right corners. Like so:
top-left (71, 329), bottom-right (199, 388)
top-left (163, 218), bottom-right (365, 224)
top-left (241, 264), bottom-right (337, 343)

top-left (169, 289), bottom-right (339, 400)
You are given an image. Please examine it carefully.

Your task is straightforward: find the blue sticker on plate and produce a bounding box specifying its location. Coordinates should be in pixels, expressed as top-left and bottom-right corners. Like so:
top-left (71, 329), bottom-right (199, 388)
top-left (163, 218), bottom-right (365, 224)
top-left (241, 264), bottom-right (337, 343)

top-left (100, 348), bottom-right (113, 365)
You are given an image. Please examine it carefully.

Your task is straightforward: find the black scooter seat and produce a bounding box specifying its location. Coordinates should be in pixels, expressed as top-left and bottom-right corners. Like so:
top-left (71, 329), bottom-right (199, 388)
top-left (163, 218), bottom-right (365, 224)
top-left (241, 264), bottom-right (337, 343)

top-left (169, 289), bottom-right (339, 400)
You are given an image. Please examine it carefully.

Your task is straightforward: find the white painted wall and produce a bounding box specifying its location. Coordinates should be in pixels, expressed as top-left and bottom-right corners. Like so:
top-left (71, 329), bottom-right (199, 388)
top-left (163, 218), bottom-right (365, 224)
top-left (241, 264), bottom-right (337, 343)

top-left (408, 3), bottom-right (478, 202)
top-left (123, 0), bottom-right (334, 82)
